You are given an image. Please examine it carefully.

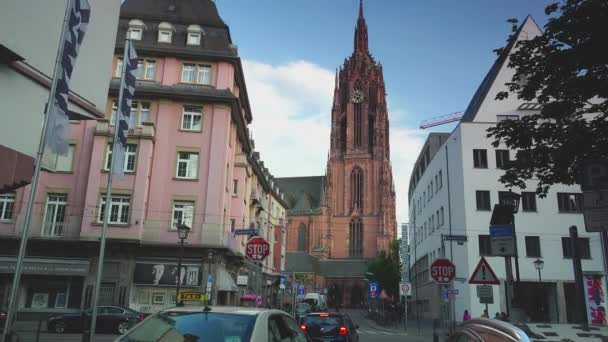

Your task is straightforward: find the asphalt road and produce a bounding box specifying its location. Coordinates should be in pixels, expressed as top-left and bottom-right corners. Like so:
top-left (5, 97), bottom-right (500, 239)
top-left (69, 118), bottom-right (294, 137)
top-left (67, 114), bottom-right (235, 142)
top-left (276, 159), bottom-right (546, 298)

top-left (345, 309), bottom-right (441, 342)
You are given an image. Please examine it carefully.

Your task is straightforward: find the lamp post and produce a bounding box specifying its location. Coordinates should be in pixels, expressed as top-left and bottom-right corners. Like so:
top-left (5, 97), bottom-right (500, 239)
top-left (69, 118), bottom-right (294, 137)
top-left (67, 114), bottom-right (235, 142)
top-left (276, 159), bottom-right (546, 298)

top-left (533, 258), bottom-right (545, 322)
top-left (175, 222), bottom-right (190, 307)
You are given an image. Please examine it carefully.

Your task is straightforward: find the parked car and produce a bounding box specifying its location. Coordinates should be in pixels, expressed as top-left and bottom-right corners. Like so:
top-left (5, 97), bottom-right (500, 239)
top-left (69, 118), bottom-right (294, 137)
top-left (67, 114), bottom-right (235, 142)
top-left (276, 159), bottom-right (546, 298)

top-left (300, 312), bottom-right (359, 342)
top-left (446, 318), bottom-right (530, 342)
top-left (115, 306), bottom-right (312, 342)
top-left (295, 303), bottom-right (312, 322)
top-left (48, 305), bottom-right (144, 334)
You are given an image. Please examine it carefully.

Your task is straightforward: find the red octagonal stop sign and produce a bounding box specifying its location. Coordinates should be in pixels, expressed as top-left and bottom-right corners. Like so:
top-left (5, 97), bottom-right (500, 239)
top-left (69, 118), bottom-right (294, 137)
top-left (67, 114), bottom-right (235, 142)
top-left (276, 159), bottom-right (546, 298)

top-left (431, 258), bottom-right (456, 284)
top-left (246, 236), bottom-right (270, 261)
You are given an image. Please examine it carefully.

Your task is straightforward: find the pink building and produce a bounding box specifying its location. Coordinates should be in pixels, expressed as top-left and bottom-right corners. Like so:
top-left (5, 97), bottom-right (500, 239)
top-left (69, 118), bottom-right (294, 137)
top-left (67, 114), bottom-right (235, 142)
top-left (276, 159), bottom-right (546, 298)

top-left (0, 0), bottom-right (289, 317)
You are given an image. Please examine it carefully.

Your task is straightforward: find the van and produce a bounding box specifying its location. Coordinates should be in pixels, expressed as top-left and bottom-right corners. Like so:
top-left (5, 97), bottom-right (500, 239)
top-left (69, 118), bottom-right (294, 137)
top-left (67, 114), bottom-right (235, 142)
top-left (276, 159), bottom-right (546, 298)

top-left (303, 293), bottom-right (327, 311)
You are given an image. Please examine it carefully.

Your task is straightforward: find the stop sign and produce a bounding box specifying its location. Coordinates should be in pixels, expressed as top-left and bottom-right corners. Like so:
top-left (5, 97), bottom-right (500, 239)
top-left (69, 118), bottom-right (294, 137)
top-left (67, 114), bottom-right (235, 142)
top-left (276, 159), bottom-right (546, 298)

top-left (430, 258), bottom-right (456, 284)
top-left (245, 236), bottom-right (270, 261)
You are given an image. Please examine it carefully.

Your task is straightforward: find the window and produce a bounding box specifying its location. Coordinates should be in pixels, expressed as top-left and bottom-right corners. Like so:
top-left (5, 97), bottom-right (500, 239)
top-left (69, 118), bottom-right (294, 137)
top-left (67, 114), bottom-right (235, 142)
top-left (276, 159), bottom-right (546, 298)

top-left (45, 144), bottom-right (75, 172)
top-left (436, 210), bottom-right (440, 227)
top-left (349, 217), bottom-right (363, 257)
top-left (233, 179), bottom-right (238, 195)
top-left (297, 223), bottom-right (307, 252)
top-left (135, 59), bottom-right (156, 80)
top-left (438, 170), bottom-right (443, 189)
top-left (181, 63), bottom-right (211, 84)
top-left (105, 143), bottom-right (137, 172)
top-left (111, 101), bottom-right (150, 127)
top-left (187, 32), bottom-right (201, 45)
top-left (473, 149), bottom-right (488, 168)
top-left (43, 194), bottom-right (67, 236)
top-left (158, 30), bottom-right (171, 43)
top-left (128, 28), bottom-right (142, 40)
top-left (498, 191), bottom-right (511, 205)
top-left (522, 192), bottom-right (537, 212)
top-left (351, 166), bottom-right (363, 209)
top-left (476, 190), bottom-right (491, 211)
top-left (562, 237), bottom-right (591, 259)
top-left (181, 106), bottom-right (203, 131)
top-left (479, 235), bottom-right (492, 256)
top-left (172, 201), bottom-right (194, 229)
top-left (495, 150), bottom-right (510, 169)
top-left (557, 193), bottom-right (583, 213)
top-left (0, 193), bottom-right (16, 221)
top-left (230, 219), bottom-right (236, 232)
top-left (429, 184), bottom-right (432, 199)
top-left (440, 207), bottom-right (444, 226)
top-left (114, 59), bottom-right (123, 78)
top-left (98, 195), bottom-right (130, 224)
top-left (525, 236), bottom-right (541, 257)
top-left (435, 175), bottom-right (438, 193)
top-left (176, 152), bottom-right (199, 179)
top-left (497, 114), bottom-right (520, 122)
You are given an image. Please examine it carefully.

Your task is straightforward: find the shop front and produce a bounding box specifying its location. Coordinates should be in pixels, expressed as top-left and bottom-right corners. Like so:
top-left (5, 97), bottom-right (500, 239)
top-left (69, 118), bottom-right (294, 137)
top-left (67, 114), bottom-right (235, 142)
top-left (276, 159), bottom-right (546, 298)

top-left (0, 257), bottom-right (89, 315)
top-left (128, 260), bottom-right (202, 314)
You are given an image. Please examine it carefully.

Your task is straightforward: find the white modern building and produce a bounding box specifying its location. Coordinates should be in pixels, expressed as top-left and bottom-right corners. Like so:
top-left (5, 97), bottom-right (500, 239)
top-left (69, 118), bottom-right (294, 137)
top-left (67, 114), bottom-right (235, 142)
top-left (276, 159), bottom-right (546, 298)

top-left (407, 16), bottom-right (604, 324)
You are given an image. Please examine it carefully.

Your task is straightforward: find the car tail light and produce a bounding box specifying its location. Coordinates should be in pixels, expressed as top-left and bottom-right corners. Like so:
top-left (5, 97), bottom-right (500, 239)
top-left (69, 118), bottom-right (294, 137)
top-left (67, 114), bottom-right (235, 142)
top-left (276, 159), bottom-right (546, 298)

top-left (319, 313), bottom-right (329, 317)
top-left (0, 313), bottom-right (6, 319)
top-left (300, 324), bottom-right (307, 332)
top-left (339, 326), bottom-right (348, 335)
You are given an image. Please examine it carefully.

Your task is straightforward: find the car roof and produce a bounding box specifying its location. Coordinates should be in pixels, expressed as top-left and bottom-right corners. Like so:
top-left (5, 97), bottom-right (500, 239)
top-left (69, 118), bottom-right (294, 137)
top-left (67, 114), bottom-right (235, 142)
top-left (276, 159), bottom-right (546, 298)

top-left (459, 318), bottom-right (529, 341)
top-left (160, 306), bottom-right (282, 316)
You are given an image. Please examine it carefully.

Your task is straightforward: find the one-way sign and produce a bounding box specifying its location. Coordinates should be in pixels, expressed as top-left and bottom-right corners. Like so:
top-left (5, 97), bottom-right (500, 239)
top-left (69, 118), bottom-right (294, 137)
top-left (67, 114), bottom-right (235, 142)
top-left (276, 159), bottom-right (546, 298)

top-left (469, 257), bottom-right (500, 285)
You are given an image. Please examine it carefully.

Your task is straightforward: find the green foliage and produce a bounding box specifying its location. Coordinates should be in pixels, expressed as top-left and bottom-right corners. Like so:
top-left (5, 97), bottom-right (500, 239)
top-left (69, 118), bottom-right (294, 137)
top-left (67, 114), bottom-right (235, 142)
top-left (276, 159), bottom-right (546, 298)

top-left (487, 0), bottom-right (608, 197)
top-left (366, 240), bottom-right (402, 299)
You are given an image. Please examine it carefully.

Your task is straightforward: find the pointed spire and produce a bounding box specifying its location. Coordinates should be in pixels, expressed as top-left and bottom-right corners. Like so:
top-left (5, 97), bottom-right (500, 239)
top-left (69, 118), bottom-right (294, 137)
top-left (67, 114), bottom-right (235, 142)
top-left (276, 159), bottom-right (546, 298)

top-left (354, 0), bottom-right (368, 53)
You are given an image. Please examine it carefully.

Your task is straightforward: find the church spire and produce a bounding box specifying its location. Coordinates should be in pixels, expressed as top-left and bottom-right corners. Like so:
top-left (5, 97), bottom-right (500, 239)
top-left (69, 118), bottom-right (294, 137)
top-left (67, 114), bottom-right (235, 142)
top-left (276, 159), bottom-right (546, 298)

top-left (354, 0), bottom-right (368, 53)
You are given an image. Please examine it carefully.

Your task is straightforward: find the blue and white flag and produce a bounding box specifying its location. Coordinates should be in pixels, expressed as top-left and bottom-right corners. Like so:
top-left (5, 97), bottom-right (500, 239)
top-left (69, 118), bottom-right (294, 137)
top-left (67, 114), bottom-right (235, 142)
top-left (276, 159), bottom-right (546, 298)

top-left (45, 0), bottom-right (91, 155)
top-left (111, 40), bottom-right (138, 177)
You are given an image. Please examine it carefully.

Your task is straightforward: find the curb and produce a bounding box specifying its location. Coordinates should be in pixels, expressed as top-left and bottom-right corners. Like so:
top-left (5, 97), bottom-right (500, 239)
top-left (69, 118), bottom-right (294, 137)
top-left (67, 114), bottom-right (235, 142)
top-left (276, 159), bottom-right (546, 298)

top-left (365, 317), bottom-right (407, 334)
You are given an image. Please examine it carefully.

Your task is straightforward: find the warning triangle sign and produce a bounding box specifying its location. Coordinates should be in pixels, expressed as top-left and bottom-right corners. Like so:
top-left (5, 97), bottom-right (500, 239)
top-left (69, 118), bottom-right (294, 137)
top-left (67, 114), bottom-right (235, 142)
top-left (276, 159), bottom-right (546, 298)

top-left (468, 257), bottom-right (500, 285)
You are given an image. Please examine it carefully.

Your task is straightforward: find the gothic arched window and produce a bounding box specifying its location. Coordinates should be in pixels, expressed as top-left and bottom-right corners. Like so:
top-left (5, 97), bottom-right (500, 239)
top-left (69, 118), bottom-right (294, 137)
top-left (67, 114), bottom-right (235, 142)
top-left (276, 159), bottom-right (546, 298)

top-left (369, 81), bottom-right (377, 113)
top-left (340, 116), bottom-right (347, 154)
top-left (351, 166), bottom-right (363, 209)
top-left (297, 223), bottom-right (308, 252)
top-left (349, 217), bottom-right (363, 257)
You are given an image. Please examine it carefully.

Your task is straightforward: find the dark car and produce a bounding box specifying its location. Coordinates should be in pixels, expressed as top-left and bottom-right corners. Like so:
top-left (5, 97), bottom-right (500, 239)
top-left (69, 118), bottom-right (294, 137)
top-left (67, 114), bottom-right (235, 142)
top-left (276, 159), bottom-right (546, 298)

top-left (0, 308), bottom-right (6, 332)
top-left (300, 312), bottom-right (359, 342)
top-left (47, 305), bottom-right (144, 334)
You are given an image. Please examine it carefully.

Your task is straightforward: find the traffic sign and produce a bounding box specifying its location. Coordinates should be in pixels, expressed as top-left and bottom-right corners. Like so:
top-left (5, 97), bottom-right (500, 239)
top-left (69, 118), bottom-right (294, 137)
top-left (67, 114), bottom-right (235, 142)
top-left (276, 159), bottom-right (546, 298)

top-left (490, 224), bottom-right (515, 256)
top-left (399, 282), bottom-right (412, 296)
top-left (368, 281), bottom-right (381, 299)
top-left (297, 284), bottom-right (306, 297)
top-left (430, 259), bottom-right (456, 284)
top-left (443, 235), bottom-right (468, 242)
top-left (469, 257), bottom-right (500, 285)
top-left (477, 285), bottom-right (494, 304)
top-left (234, 228), bottom-right (257, 235)
top-left (245, 236), bottom-right (271, 261)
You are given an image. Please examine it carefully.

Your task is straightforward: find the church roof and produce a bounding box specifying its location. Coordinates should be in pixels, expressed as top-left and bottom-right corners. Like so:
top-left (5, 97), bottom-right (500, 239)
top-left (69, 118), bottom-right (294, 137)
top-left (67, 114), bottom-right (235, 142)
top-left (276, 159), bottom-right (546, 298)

top-left (461, 16), bottom-right (542, 122)
top-left (275, 176), bottom-right (325, 214)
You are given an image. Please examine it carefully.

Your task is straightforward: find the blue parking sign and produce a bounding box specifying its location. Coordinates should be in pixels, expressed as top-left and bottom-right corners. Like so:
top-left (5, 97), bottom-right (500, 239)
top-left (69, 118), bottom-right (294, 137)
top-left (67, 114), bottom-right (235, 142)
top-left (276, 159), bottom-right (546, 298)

top-left (368, 281), bottom-right (381, 300)
top-left (297, 284), bottom-right (306, 296)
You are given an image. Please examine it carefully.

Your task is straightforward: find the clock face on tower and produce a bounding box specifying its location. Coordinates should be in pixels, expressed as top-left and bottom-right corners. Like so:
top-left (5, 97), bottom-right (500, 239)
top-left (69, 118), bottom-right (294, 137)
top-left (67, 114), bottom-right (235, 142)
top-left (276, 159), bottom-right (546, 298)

top-left (351, 90), bottom-right (365, 104)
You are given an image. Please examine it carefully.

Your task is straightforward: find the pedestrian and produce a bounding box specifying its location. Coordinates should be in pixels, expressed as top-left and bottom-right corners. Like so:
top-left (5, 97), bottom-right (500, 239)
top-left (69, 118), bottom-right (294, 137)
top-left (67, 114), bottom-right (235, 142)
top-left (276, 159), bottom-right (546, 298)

top-left (495, 312), bottom-right (501, 319)
top-left (463, 310), bottom-right (471, 321)
top-left (500, 312), bottom-right (508, 321)
top-left (482, 309), bottom-right (489, 318)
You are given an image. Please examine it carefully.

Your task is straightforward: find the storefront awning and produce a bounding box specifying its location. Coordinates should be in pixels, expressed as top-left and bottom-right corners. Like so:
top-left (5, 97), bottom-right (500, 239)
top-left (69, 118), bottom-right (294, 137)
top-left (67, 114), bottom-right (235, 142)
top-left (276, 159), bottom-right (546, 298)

top-left (217, 266), bottom-right (238, 292)
top-left (0, 257), bottom-right (89, 276)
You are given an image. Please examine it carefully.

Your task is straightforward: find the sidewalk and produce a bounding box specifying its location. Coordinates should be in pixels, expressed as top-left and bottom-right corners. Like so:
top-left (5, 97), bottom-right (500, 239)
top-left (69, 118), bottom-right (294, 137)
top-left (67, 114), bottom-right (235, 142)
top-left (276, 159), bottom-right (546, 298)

top-left (345, 309), bottom-right (447, 340)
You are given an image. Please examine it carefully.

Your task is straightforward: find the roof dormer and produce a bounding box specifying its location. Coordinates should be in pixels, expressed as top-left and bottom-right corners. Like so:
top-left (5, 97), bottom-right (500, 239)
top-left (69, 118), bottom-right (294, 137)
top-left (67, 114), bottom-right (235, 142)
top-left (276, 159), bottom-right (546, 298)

top-left (157, 22), bottom-right (174, 43)
top-left (127, 19), bottom-right (145, 40)
top-left (186, 24), bottom-right (204, 46)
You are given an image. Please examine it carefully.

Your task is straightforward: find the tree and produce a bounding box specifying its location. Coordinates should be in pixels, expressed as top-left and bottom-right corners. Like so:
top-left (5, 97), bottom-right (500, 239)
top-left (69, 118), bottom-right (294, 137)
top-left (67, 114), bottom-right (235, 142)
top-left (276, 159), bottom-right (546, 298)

top-left (367, 240), bottom-right (402, 299)
top-left (487, 0), bottom-right (608, 196)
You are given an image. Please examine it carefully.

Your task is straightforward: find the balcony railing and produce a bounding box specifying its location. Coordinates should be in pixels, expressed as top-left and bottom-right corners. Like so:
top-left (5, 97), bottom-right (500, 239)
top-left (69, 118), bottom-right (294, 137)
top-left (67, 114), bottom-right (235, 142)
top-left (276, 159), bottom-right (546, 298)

top-left (96, 120), bottom-right (155, 138)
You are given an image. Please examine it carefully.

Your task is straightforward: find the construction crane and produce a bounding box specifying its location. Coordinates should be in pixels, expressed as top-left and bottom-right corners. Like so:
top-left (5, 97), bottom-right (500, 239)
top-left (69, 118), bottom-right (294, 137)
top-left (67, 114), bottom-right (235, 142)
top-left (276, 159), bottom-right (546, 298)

top-left (419, 111), bottom-right (464, 129)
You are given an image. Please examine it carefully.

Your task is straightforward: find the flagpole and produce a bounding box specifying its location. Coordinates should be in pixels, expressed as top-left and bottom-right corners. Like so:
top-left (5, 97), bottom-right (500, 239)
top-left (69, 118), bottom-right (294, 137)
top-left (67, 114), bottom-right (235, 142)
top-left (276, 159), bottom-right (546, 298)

top-left (0, 1), bottom-right (74, 341)
top-left (89, 37), bottom-right (131, 341)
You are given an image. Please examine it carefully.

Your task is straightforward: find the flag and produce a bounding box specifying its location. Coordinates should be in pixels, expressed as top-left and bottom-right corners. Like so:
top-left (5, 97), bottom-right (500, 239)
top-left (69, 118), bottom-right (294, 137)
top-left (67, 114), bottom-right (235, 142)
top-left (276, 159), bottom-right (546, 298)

top-left (111, 40), bottom-right (138, 177)
top-left (45, 0), bottom-right (91, 155)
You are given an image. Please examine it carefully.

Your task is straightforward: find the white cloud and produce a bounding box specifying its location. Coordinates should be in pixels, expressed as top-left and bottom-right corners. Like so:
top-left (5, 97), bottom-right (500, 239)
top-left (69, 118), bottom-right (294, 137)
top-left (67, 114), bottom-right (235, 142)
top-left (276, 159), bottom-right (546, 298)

top-left (242, 59), bottom-right (425, 226)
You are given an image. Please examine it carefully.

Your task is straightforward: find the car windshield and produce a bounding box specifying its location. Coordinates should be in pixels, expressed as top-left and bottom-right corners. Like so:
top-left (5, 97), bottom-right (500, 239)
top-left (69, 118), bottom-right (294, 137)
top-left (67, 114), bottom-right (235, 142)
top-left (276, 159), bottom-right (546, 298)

top-left (296, 303), bottom-right (310, 311)
top-left (304, 315), bottom-right (342, 326)
top-left (117, 311), bottom-right (257, 342)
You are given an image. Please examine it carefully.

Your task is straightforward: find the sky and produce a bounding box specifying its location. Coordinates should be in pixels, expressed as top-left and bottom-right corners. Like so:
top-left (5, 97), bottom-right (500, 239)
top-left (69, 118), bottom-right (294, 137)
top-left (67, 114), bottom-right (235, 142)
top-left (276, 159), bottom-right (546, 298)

top-left (213, 0), bottom-right (553, 225)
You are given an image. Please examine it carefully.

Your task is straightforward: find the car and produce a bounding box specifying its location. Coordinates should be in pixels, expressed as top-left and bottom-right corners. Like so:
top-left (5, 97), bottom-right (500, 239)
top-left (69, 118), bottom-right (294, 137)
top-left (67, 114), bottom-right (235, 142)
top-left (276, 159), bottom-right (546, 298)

top-left (446, 318), bottom-right (530, 342)
top-left (114, 305), bottom-right (312, 342)
top-left (0, 308), bottom-right (6, 332)
top-left (295, 303), bottom-right (312, 322)
top-left (47, 305), bottom-right (144, 334)
top-left (300, 312), bottom-right (359, 342)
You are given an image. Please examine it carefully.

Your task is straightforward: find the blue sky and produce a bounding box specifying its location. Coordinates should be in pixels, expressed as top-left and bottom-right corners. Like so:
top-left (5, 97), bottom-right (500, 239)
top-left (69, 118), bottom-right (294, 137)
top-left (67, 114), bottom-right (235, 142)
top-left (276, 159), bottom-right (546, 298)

top-left (213, 0), bottom-right (552, 223)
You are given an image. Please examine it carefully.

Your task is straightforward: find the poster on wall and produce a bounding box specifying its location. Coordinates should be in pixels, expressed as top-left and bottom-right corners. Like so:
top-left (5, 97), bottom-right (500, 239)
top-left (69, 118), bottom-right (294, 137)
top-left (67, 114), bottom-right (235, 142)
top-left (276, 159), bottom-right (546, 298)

top-left (31, 293), bottom-right (49, 309)
top-left (133, 263), bottom-right (201, 286)
top-left (583, 273), bottom-right (607, 326)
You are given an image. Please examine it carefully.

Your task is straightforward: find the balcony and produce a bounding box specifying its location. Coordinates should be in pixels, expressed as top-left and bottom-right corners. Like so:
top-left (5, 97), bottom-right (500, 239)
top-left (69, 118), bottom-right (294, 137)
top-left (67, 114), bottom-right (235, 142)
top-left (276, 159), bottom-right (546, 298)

top-left (95, 120), bottom-right (155, 139)
top-left (250, 190), bottom-right (262, 205)
top-left (2, 219), bottom-right (81, 240)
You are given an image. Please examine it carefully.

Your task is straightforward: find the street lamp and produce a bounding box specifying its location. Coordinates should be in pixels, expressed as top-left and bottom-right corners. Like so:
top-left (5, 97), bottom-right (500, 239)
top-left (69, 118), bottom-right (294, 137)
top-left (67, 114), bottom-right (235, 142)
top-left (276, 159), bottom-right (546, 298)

top-left (533, 258), bottom-right (544, 282)
top-left (206, 250), bottom-right (214, 307)
top-left (175, 222), bottom-right (190, 307)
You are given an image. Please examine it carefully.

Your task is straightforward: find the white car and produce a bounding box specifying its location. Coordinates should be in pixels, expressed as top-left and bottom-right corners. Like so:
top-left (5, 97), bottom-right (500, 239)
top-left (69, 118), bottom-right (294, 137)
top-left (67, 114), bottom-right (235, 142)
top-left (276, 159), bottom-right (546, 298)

top-left (115, 306), bottom-right (311, 342)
